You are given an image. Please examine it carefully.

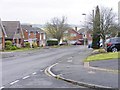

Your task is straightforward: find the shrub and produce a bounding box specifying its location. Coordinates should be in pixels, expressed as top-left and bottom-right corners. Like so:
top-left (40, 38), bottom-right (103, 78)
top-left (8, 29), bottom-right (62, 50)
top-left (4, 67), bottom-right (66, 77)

top-left (11, 46), bottom-right (17, 50)
top-left (5, 41), bottom-right (12, 46)
top-left (5, 45), bottom-right (12, 50)
top-left (24, 42), bottom-right (30, 48)
top-left (5, 41), bottom-right (12, 50)
top-left (32, 42), bottom-right (37, 48)
top-left (47, 40), bottom-right (58, 46)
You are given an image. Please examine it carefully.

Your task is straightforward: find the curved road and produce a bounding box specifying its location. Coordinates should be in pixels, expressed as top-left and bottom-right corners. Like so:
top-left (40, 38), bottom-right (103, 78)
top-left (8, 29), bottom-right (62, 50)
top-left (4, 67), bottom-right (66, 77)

top-left (1, 46), bottom-right (89, 88)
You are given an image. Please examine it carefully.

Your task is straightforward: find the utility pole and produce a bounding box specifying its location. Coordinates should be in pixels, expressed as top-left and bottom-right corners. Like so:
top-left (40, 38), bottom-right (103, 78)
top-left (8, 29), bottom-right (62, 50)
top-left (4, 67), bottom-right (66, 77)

top-left (82, 13), bottom-right (87, 45)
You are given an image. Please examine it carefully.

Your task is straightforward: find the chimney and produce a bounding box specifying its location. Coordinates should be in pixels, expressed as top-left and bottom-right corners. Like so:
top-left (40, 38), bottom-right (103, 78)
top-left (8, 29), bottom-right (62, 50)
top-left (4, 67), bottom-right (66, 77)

top-left (75, 27), bottom-right (77, 31)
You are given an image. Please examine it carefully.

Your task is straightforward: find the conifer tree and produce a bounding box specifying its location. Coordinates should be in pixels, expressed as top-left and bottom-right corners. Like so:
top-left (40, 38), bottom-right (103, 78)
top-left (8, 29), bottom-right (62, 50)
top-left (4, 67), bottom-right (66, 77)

top-left (92, 6), bottom-right (101, 49)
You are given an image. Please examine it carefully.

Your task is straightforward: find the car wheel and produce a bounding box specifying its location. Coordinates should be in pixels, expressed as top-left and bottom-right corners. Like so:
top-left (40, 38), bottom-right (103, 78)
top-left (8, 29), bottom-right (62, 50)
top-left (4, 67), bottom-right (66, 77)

top-left (112, 47), bottom-right (118, 52)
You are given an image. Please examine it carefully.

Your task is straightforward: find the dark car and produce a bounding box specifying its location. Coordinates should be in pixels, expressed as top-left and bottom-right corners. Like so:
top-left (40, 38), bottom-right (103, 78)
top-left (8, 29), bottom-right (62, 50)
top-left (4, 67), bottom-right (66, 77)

top-left (73, 41), bottom-right (82, 45)
top-left (59, 42), bottom-right (68, 46)
top-left (106, 37), bottom-right (120, 52)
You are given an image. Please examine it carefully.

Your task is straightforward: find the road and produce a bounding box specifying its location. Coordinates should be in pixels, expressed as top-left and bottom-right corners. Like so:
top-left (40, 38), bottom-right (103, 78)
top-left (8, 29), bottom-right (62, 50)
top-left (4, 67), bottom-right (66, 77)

top-left (1, 46), bottom-right (89, 88)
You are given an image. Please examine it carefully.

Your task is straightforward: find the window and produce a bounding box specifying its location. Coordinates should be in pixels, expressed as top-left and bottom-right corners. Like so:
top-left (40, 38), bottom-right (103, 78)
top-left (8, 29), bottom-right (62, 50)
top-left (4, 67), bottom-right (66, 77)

top-left (70, 33), bottom-right (77, 37)
top-left (0, 38), bottom-right (2, 44)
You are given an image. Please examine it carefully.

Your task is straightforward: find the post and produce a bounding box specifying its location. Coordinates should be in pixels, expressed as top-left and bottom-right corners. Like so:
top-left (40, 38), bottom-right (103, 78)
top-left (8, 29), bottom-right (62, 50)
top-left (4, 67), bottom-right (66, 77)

top-left (82, 13), bottom-right (87, 45)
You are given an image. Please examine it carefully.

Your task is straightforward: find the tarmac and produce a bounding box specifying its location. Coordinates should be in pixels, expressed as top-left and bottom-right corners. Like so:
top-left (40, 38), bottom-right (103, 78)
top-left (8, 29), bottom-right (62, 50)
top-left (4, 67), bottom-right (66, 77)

top-left (1, 47), bottom-right (119, 89)
top-left (46, 49), bottom-right (119, 89)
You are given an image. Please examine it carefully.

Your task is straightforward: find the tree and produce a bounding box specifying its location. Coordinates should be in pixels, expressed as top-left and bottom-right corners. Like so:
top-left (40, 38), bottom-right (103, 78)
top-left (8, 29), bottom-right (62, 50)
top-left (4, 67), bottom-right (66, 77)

top-left (92, 6), bottom-right (101, 49)
top-left (86, 6), bottom-right (117, 48)
top-left (45, 16), bottom-right (70, 42)
top-left (100, 7), bottom-right (116, 48)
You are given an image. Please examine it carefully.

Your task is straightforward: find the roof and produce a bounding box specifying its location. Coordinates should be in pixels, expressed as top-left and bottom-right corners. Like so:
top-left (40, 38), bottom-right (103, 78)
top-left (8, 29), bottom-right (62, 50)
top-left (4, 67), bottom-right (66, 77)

top-left (78, 28), bottom-right (87, 34)
top-left (21, 25), bottom-right (45, 33)
top-left (2, 21), bottom-right (21, 39)
top-left (67, 29), bottom-right (80, 35)
top-left (0, 19), bottom-right (7, 38)
top-left (78, 28), bottom-right (92, 34)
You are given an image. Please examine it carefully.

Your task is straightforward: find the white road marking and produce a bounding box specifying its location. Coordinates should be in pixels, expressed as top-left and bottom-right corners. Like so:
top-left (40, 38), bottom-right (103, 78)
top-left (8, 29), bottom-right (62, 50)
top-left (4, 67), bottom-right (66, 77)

top-left (88, 71), bottom-right (95, 74)
top-left (22, 76), bottom-right (30, 79)
top-left (10, 80), bottom-right (19, 85)
top-left (67, 60), bottom-right (72, 62)
top-left (32, 72), bottom-right (37, 75)
top-left (67, 57), bottom-right (72, 59)
top-left (0, 86), bottom-right (4, 89)
top-left (40, 69), bottom-right (43, 72)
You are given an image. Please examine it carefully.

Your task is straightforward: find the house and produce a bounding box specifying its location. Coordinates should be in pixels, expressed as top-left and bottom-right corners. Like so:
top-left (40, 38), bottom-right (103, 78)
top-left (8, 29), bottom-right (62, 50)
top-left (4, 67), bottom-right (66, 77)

top-left (21, 25), bottom-right (46, 47)
top-left (0, 19), bottom-right (7, 50)
top-left (2, 21), bottom-right (24, 47)
top-left (78, 28), bottom-right (93, 45)
top-left (63, 29), bottom-right (83, 45)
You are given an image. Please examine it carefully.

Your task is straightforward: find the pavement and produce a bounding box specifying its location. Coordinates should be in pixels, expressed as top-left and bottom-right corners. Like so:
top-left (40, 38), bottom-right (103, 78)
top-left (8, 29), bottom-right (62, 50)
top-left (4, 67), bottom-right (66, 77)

top-left (47, 49), bottom-right (119, 89)
top-left (90, 59), bottom-right (119, 70)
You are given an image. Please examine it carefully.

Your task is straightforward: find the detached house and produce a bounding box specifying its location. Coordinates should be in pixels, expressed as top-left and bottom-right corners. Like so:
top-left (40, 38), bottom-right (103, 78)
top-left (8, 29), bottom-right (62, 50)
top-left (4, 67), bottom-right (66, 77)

top-left (63, 29), bottom-right (83, 45)
top-left (2, 21), bottom-right (24, 47)
top-left (21, 25), bottom-right (46, 47)
top-left (78, 28), bottom-right (93, 45)
top-left (0, 19), bottom-right (7, 50)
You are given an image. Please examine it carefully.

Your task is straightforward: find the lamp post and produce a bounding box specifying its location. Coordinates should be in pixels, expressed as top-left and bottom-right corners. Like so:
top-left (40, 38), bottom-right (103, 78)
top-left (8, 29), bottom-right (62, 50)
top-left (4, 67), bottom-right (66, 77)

top-left (82, 13), bottom-right (87, 45)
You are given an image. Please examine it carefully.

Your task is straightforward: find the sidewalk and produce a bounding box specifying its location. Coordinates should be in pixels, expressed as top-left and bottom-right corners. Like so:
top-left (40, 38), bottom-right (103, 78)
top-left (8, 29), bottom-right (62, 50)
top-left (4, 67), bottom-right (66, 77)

top-left (49, 50), bottom-right (119, 89)
top-left (89, 59), bottom-right (119, 70)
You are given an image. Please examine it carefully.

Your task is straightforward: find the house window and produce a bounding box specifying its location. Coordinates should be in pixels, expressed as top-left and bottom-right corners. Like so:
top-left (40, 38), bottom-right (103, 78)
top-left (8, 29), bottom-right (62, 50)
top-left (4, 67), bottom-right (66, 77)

top-left (70, 33), bottom-right (77, 37)
top-left (64, 31), bottom-right (68, 34)
top-left (0, 38), bottom-right (2, 44)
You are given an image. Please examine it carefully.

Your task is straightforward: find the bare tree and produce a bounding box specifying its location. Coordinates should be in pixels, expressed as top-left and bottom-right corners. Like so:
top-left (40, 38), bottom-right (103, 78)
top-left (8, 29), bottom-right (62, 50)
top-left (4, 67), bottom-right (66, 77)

top-left (100, 7), bottom-right (116, 48)
top-left (86, 6), bottom-right (117, 48)
top-left (45, 16), bottom-right (70, 42)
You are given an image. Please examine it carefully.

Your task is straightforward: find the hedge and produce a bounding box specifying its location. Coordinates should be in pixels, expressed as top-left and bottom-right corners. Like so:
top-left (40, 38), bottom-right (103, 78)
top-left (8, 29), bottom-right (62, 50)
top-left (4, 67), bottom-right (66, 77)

top-left (47, 40), bottom-right (58, 46)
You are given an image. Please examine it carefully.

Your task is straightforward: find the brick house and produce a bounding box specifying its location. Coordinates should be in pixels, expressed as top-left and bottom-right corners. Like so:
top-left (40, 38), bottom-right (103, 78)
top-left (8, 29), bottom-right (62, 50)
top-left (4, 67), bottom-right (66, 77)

top-left (21, 25), bottom-right (46, 47)
top-left (0, 19), bottom-right (7, 50)
top-left (2, 21), bottom-right (24, 47)
top-left (63, 29), bottom-right (83, 44)
top-left (78, 28), bottom-right (93, 45)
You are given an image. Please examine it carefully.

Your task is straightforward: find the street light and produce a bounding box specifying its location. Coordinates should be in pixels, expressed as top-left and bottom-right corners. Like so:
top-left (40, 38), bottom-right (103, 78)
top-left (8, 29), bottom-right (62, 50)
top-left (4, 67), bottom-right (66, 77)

top-left (82, 13), bottom-right (87, 45)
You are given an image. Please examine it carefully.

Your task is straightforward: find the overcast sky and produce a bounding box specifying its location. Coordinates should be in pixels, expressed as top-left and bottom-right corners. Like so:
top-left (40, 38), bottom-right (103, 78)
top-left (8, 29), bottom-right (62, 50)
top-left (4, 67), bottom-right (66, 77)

top-left (0, 0), bottom-right (120, 25)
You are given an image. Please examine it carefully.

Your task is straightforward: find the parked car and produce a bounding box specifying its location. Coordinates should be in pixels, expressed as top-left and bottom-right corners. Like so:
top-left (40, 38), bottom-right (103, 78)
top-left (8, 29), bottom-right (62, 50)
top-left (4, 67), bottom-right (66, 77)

top-left (59, 42), bottom-right (68, 46)
top-left (100, 40), bottom-right (103, 47)
top-left (73, 40), bottom-right (82, 45)
top-left (88, 40), bottom-right (102, 48)
top-left (88, 43), bottom-right (92, 48)
top-left (106, 37), bottom-right (120, 52)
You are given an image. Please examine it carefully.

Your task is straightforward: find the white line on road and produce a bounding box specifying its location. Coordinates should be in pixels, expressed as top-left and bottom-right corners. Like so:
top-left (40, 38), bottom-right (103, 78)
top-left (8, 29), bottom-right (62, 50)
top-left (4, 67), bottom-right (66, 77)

top-left (88, 71), bottom-right (95, 74)
top-left (40, 69), bottom-right (43, 72)
top-left (0, 86), bottom-right (4, 89)
top-left (32, 72), bottom-right (37, 75)
top-left (67, 60), bottom-right (72, 62)
top-left (67, 57), bottom-right (72, 60)
top-left (10, 80), bottom-right (19, 85)
top-left (22, 76), bottom-right (30, 79)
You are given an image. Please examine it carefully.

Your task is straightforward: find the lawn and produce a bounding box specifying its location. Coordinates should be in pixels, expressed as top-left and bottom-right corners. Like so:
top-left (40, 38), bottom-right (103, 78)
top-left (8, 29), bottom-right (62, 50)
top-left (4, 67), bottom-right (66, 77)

top-left (2, 47), bottom-right (41, 52)
top-left (84, 52), bottom-right (120, 62)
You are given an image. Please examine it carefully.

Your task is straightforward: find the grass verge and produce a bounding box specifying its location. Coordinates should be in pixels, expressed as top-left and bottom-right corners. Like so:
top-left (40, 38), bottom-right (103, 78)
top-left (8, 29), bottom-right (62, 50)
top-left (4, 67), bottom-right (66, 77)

top-left (84, 52), bottom-right (120, 62)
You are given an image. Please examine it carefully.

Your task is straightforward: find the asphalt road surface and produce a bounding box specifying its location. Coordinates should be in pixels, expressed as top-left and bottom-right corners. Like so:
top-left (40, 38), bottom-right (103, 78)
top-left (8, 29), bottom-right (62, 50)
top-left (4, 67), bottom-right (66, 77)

top-left (1, 46), bottom-right (89, 88)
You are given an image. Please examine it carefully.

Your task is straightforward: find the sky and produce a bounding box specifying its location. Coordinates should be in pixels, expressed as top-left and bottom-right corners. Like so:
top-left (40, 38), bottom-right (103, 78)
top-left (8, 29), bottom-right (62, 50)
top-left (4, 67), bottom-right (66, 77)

top-left (0, 0), bottom-right (120, 25)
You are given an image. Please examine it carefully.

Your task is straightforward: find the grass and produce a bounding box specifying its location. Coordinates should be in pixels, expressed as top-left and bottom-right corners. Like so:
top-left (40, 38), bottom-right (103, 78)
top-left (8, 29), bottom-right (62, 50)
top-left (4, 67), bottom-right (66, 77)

top-left (84, 52), bottom-right (120, 62)
top-left (2, 47), bottom-right (41, 52)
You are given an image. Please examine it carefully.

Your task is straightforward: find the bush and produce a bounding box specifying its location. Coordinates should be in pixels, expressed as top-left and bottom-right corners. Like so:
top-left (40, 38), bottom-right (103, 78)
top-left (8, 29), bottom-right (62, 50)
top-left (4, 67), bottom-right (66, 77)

top-left (5, 45), bottom-right (12, 50)
top-left (11, 46), bottom-right (17, 50)
top-left (5, 41), bottom-right (12, 46)
top-left (32, 42), bottom-right (37, 48)
top-left (47, 40), bottom-right (58, 46)
top-left (24, 42), bottom-right (30, 48)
